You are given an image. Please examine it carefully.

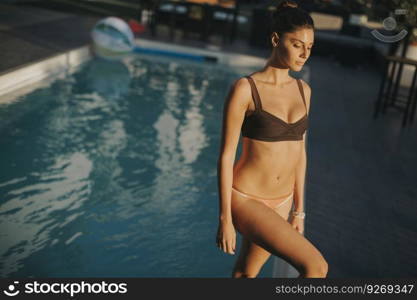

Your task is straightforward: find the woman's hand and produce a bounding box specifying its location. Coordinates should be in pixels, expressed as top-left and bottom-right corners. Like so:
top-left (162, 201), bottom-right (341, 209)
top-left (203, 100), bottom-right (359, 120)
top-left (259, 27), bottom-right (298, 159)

top-left (291, 216), bottom-right (304, 235)
top-left (216, 219), bottom-right (236, 255)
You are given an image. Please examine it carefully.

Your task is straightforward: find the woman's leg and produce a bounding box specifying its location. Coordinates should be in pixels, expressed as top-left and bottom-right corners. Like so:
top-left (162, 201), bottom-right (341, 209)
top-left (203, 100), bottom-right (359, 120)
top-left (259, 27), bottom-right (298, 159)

top-left (230, 190), bottom-right (328, 278)
top-left (231, 189), bottom-right (293, 278)
top-left (232, 235), bottom-right (272, 278)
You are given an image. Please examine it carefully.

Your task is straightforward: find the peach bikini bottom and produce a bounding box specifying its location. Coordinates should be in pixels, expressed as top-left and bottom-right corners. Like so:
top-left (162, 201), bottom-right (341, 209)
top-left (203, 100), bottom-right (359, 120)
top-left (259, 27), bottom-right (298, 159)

top-left (231, 186), bottom-right (294, 212)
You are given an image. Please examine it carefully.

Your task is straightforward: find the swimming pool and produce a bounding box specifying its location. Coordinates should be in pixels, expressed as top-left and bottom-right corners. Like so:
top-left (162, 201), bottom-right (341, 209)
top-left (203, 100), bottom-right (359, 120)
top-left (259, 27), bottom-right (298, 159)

top-left (0, 49), bottom-right (286, 277)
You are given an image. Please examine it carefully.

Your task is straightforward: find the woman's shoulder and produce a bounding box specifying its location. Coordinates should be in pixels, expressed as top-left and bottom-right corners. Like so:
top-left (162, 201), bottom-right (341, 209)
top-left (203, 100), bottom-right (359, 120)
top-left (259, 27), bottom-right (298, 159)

top-left (297, 78), bottom-right (311, 111)
top-left (298, 78), bottom-right (311, 94)
top-left (226, 76), bottom-right (253, 110)
top-left (233, 75), bottom-right (251, 91)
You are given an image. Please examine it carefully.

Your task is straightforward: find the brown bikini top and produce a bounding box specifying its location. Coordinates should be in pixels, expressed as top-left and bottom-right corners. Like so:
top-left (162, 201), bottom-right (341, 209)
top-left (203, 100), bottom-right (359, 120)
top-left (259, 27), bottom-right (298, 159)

top-left (241, 76), bottom-right (308, 142)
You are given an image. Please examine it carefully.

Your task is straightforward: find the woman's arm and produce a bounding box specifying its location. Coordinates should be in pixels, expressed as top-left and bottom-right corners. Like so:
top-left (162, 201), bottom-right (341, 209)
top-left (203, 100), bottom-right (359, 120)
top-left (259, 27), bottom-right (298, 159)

top-left (293, 80), bottom-right (311, 212)
top-left (217, 77), bottom-right (250, 223)
top-left (293, 136), bottom-right (307, 212)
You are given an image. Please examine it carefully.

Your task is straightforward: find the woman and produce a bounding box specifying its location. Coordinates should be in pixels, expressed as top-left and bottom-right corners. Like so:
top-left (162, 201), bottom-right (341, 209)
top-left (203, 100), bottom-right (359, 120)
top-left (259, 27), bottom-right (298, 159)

top-left (216, 0), bottom-right (328, 278)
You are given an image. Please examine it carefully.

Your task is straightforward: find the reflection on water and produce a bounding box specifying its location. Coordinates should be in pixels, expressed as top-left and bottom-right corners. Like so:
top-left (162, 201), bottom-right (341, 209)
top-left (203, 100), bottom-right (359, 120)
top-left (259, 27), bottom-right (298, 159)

top-left (0, 152), bottom-right (91, 275)
top-left (0, 55), bottom-right (255, 277)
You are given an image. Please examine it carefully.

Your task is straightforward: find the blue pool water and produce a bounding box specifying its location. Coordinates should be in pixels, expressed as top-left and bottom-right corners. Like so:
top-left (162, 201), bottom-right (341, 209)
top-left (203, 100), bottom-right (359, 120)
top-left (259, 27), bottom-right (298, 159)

top-left (0, 53), bottom-right (271, 277)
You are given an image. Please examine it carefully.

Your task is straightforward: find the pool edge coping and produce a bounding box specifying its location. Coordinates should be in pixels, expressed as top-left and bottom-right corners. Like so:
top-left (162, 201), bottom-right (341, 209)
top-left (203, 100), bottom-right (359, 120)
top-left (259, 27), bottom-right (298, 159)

top-left (0, 45), bottom-right (92, 104)
top-left (0, 38), bottom-right (266, 104)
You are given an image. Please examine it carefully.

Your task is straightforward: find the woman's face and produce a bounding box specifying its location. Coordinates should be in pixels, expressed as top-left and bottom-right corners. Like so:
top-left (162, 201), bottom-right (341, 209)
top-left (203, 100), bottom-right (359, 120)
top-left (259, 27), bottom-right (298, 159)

top-left (272, 27), bottom-right (314, 71)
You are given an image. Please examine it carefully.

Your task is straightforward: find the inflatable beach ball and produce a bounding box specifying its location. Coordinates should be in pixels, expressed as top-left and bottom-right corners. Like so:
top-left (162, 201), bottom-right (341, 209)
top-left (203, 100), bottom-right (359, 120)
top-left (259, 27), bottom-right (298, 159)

top-left (91, 17), bottom-right (135, 60)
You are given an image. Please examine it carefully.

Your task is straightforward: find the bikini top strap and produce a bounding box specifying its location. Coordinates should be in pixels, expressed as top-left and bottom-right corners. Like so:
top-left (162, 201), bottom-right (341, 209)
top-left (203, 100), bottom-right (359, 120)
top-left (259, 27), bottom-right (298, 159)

top-left (296, 78), bottom-right (307, 115)
top-left (244, 76), bottom-right (263, 111)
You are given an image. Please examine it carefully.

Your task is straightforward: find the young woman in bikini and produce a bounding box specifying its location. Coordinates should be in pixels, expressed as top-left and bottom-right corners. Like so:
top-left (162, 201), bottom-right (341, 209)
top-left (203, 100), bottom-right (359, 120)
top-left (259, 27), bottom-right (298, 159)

top-left (216, 0), bottom-right (328, 278)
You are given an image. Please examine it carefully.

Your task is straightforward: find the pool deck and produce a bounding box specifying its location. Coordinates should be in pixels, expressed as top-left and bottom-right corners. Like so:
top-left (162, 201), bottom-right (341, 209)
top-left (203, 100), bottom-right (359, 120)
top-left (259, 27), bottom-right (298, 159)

top-left (1, 3), bottom-right (417, 278)
top-left (0, 3), bottom-right (101, 74)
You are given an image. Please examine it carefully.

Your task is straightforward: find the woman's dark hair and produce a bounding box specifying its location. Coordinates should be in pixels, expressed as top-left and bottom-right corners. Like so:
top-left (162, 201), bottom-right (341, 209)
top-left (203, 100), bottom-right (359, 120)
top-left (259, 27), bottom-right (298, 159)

top-left (269, 0), bottom-right (315, 45)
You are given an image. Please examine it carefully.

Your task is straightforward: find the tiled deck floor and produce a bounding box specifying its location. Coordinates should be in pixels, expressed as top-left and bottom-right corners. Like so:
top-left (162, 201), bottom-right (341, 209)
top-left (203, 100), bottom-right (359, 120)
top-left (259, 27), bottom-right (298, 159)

top-left (0, 3), bottom-right (100, 74)
top-left (305, 55), bottom-right (417, 277)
